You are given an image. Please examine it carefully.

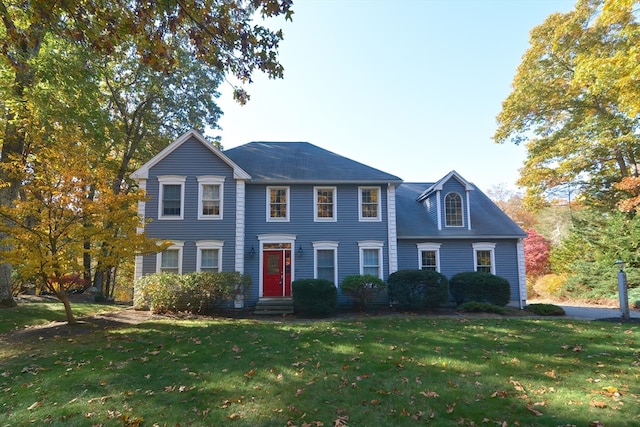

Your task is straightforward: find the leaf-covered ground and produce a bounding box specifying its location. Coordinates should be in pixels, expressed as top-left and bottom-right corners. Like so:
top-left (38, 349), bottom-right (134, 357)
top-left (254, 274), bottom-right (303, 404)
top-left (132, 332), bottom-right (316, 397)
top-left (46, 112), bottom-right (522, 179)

top-left (1, 305), bottom-right (639, 426)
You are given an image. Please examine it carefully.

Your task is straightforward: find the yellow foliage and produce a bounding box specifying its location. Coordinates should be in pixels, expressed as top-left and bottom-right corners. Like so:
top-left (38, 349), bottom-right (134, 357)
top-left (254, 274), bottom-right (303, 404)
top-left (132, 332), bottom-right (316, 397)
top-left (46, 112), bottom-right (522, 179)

top-left (533, 274), bottom-right (567, 299)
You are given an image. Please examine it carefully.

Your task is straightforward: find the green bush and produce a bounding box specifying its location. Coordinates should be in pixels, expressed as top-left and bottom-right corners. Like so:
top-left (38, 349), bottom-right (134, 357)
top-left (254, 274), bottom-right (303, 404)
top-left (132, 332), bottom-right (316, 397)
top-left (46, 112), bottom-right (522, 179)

top-left (449, 272), bottom-right (511, 306)
top-left (341, 274), bottom-right (386, 311)
top-left (387, 269), bottom-right (449, 310)
top-left (525, 303), bottom-right (566, 316)
top-left (133, 271), bottom-right (251, 314)
top-left (292, 279), bottom-right (337, 316)
top-left (458, 301), bottom-right (507, 315)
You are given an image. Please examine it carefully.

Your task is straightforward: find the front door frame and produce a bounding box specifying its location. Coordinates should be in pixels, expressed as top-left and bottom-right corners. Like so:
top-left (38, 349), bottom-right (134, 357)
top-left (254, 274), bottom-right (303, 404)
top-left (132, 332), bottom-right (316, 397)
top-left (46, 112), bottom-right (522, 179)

top-left (258, 234), bottom-right (296, 298)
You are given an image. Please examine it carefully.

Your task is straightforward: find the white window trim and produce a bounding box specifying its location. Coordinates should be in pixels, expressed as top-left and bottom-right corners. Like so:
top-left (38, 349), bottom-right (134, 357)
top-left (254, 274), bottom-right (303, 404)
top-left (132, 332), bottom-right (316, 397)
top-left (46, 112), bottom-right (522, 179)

top-left (156, 241), bottom-right (184, 274)
top-left (196, 240), bottom-right (224, 272)
top-left (358, 240), bottom-right (384, 278)
top-left (472, 242), bottom-right (496, 274)
top-left (266, 186), bottom-right (290, 222)
top-left (158, 175), bottom-right (186, 220)
top-left (313, 186), bottom-right (337, 222)
top-left (444, 191), bottom-right (464, 228)
top-left (312, 241), bottom-right (339, 284)
top-left (358, 186), bottom-right (381, 222)
top-left (197, 176), bottom-right (225, 220)
top-left (416, 242), bottom-right (441, 272)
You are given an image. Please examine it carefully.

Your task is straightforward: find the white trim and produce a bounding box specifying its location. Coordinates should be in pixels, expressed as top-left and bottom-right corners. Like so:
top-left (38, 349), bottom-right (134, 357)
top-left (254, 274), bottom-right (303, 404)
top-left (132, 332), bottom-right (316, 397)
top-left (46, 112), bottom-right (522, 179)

top-left (157, 175), bottom-right (186, 220)
top-left (517, 238), bottom-right (527, 308)
top-left (387, 185), bottom-right (398, 274)
top-left (197, 176), bottom-right (225, 220)
top-left (416, 242), bottom-right (442, 272)
top-left (472, 242), bottom-right (496, 274)
top-left (235, 180), bottom-right (246, 273)
top-left (130, 129), bottom-right (251, 180)
top-left (444, 191), bottom-right (464, 228)
top-left (313, 186), bottom-right (337, 222)
top-left (312, 241), bottom-right (339, 285)
top-left (466, 189), bottom-right (472, 230)
top-left (196, 240), bottom-right (224, 272)
top-left (257, 234), bottom-right (297, 297)
top-left (133, 178), bottom-right (147, 280)
top-left (358, 240), bottom-right (384, 278)
top-left (266, 186), bottom-right (290, 222)
top-left (156, 241), bottom-right (184, 274)
top-left (436, 190), bottom-right (442, 230)
top-left (358, 186), bottom-right (382, 222)
top-left (417, 170), bottom-right (475, 201)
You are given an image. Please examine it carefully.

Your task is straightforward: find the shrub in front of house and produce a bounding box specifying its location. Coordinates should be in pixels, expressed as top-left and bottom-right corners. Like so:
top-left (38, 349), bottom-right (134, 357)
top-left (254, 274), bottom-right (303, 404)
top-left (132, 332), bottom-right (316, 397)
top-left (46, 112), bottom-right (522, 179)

top-left (449, 272), bottom-right (511, 306)
top-left (387, 269), bottom-right (449, 310)
top-left (458, 301), bottom-right (507, 315)
top-left (341, 274), bottom-right (386, 311)
top-left (525, 303), bottom-right (566, 316)
top-left (292, 279), bottom-right (337, 316)
top-left (134, 271), bottom-right (251, 314)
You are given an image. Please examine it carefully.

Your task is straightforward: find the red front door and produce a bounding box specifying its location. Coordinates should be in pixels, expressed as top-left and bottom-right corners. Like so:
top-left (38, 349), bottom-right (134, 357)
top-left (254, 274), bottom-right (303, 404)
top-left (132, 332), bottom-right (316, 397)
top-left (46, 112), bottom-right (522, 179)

top-left (263, 249), bottom-right (292, 297)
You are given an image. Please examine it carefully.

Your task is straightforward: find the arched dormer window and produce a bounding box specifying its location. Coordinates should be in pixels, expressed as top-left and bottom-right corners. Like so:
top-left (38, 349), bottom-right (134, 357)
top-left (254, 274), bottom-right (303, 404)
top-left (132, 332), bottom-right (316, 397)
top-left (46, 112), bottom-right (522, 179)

top-left (444, 192), bottom-right (463, 227)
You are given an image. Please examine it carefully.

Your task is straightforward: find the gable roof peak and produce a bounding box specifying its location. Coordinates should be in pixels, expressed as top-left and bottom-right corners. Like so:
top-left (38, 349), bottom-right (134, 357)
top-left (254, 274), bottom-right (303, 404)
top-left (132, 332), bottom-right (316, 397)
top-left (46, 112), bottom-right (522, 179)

top-left (416, 170), bottom-right (475, 201)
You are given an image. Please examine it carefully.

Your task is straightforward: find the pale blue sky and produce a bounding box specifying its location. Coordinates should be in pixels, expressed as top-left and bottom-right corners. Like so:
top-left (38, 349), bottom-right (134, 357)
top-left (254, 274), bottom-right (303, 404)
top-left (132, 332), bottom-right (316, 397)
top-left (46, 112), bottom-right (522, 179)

top-left (213, 0), bottom-right (576, 193)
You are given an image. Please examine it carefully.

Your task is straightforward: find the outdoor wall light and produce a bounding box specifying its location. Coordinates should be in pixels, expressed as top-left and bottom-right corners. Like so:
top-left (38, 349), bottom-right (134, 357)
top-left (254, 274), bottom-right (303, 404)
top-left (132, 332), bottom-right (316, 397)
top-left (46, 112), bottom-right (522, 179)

top-left (248, 246), bottom-right (255, 257)
top-left (296, 245), bottom-right (304, 257)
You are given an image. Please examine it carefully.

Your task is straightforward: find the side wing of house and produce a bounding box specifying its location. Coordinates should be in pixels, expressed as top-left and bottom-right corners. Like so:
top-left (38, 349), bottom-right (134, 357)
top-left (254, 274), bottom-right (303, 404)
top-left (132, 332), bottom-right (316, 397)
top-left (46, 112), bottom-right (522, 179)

top-left (396, 172), bottom-right (527, 307)
top-left (131, 130), bottom-right (250, 278)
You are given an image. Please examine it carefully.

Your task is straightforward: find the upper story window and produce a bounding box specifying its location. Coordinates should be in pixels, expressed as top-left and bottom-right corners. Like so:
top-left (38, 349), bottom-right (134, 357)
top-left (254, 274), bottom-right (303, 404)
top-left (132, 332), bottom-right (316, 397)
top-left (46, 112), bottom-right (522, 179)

top-left (156, 241), bottom-right (184, 274)
top-left (314, 187), bottom-right (336, 221)
top-left (359, 187), bottom-right (381, 221)
top-left (198, 176), bottom-right (225, 220)
top-left (472, 242), bottom-right (496, 274)
top-left (267, 186), bottom-right (289, 221)
top-left (158, 176), bottom-right (186, 220)
top-left (417, 242), bottom-right (441, 272)
top-left (196, 240), bottom-right (224, 272)
top-left (444, 192), bottom-right (463, 227)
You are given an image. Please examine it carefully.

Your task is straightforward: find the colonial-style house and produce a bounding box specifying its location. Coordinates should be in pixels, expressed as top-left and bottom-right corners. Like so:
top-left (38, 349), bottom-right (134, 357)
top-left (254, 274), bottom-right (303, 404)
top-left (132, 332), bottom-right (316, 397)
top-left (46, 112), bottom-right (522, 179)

top-left (131, 130), bottom-right (527, 309)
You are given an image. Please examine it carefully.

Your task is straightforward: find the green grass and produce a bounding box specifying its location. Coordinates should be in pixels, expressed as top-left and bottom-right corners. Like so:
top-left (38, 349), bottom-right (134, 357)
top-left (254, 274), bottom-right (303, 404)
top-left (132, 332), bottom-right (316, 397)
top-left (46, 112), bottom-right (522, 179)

top-left (1, 312), bottom-right (639, 426)
top-left (0, 301), bottom-right (122, 334)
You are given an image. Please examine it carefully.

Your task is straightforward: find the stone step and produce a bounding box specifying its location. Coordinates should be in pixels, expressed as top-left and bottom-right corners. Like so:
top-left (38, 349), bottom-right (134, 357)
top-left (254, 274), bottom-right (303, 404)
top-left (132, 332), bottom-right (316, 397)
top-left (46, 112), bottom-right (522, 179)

top-left (254, 298), bottom-right (294, 315)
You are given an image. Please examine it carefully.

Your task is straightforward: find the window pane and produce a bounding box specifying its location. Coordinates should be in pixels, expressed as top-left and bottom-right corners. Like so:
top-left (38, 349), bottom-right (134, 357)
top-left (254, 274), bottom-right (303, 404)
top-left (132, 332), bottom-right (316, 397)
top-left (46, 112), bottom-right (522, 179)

top-left (317, 249), bottom-right (335, 282)
top-left (421, 250), bottom-right (437, 271)
top-left (201, 184), bottom-right (220, 216)
top-left (161, 249), bottom-right (179, 273)
top-left (200, 249), bottom-right (219, 271)
top-left (317, 189), bottom-right (334, 218)
top-left (445, 193), bottom-right (462, 226)
top-left (361, 189), bottom-right (378, 218)
top-left (362, 248), bottom-right (380, 276)
top-left (270, 189), bottom-right (287, 218)
top-left (476, 250), bottom-right (492, 273)
top-left (163, 184), bottom-right (181, 216)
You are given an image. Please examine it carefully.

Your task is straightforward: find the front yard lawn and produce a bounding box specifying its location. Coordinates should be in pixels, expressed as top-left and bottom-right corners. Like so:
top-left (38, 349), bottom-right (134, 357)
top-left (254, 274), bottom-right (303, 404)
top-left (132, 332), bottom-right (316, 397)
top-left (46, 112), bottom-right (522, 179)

top-left (1, 311), bottom-right (638, 426)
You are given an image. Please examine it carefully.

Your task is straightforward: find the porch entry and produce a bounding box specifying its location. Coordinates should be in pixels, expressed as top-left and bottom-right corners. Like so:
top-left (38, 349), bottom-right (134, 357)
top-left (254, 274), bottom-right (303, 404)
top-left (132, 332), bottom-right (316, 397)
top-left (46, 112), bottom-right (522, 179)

top-left (262, 243), bottom-right (292, 297)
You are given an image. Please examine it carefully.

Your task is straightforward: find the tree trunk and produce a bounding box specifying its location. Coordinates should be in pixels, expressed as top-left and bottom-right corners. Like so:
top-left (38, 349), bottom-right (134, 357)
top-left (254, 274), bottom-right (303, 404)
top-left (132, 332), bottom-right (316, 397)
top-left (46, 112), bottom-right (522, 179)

top-left (57, 291), bottom-right (77, 325)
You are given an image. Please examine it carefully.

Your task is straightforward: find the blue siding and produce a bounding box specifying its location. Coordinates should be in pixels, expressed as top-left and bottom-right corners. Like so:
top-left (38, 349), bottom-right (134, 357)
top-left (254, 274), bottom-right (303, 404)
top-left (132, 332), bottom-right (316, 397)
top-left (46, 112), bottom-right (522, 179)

top-left (141, 137), bottom-right (238, 275)
top-left (397, 239), bottom-right (522, 302)
top-left (243, 183), bottom-right (391, 305)
top-left (440, 178), bottom-right (469, 228)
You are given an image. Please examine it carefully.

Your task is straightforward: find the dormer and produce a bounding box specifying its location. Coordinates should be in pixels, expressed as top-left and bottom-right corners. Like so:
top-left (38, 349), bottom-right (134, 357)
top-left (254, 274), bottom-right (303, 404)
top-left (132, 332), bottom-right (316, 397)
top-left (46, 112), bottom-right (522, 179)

top-left (416, 171), bottom-right (474, 231)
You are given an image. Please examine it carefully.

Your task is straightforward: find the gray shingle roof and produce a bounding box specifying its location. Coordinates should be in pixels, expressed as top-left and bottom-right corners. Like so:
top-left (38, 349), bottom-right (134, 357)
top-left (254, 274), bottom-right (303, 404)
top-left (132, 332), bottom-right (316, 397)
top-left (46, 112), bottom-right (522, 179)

top-left (396, 182), bottom-right (526, 239)
top-left (224, 142), bottom-right (402, 184)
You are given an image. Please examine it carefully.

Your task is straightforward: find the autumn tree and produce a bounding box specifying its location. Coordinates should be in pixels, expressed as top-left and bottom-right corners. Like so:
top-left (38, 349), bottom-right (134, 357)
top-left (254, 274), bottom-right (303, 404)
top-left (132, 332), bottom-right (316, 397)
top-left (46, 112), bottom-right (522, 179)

top-left (0, 0), bottom-right (293, 307)
top-left (494, 0), bottom-right (640, 211)
top-left (524, 229), bottom-right (551, 279)
top-left (0, 129), bottom-right (163, 324)
top-left (485, 184), bottom-right (536, 230)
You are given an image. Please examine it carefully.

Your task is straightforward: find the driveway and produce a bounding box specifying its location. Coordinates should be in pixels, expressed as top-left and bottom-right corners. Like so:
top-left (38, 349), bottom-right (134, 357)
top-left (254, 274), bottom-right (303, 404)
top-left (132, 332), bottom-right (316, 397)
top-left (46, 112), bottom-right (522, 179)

top-left (558, 304), bottom-right (640, 321)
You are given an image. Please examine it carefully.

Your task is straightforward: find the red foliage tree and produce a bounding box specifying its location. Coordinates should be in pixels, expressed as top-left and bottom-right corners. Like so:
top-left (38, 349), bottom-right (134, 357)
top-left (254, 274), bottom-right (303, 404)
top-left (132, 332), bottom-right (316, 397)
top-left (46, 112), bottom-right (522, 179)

top-left (524, 229), bottom-right (551, 278)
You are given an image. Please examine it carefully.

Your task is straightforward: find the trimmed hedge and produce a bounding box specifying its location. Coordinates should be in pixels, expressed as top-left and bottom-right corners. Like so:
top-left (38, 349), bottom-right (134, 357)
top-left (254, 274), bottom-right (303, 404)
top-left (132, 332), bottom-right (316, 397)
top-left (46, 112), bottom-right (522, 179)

top-left (387, 269), bottom-right (449, 310)
top-left (292, 279), bottom-right (337, 316)
top-left (525, 303), bottom-right (566, 316)
top-left (341, 274), bottom-right (386, 311)
top-left (449, 272), bottom-right (511, 306)
top-left (133, 271), bottom-right (251, 313)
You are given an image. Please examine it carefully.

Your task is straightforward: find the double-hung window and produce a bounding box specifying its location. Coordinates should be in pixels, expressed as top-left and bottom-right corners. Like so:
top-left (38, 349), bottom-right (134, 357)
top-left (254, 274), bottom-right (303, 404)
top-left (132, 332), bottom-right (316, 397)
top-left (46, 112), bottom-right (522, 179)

top-left (359, 187), bottom-right (381, 221)
top-left (313, 242), bottom-right (338, 284)
top-left (158, 176), bottom-right (186, 220)
top-left (198, 176), bottom-right (224, 220)
top-left (267, 186), bottom-right (289, 221)
top-left (314, 187), bottom-right (336, 221)
top-left (196, 240), bottom-right (224, 272)
top-left (157, 241), bottom-right (184, 274)
top-left (358, 241), bottom-right (384, 278)
top-left (417, 243), bottom-right (441, 272)
top-left (473, 242), bottom-right (496, 274)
